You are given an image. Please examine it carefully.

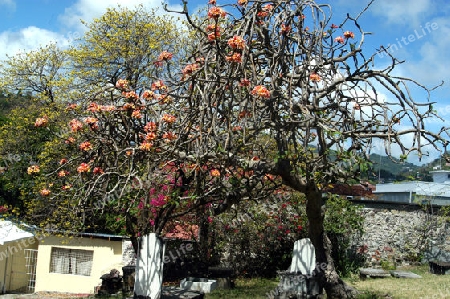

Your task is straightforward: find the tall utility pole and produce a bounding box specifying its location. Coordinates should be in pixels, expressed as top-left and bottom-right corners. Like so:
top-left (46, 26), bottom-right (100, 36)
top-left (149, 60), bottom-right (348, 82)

top-left (378, 154), bottom-right (382, 183)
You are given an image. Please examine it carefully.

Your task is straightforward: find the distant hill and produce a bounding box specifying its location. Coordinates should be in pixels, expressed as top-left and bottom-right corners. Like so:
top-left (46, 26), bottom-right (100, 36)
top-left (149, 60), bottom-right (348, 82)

top-left (367, 154), bottom-right (425, 183)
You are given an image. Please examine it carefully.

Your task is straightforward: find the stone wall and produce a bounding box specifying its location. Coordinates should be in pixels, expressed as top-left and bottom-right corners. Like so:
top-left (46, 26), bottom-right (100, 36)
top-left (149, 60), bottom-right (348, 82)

top-left (355, 206), bottom-right (450, 266)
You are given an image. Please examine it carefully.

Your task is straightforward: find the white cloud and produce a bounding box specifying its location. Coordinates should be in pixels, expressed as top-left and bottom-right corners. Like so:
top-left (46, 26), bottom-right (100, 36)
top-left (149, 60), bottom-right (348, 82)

top-left (370, 0), bottom-right (435, 27)
top-left (0, 0), bottom-right (15, 10)
top-left (0, 26), bottom-right (69, 60)
top-left (0, 0), bottom-right (185, 60)
top-left (402, 17), bottom-right (450, 87)
top-left (58, 0), bottom-right (183, 33)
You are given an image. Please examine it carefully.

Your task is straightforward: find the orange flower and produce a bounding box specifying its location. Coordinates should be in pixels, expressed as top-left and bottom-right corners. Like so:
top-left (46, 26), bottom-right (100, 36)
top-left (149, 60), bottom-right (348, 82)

top-left (142, 90), bottom-right (154, 100)
top-left (59, 159), bottom-right (68, 165)
top-left (211, 169), bottom-right (220, 177)
top-left (131, 109), bottom-right (142, 119)
top-left (207, 32), bottom-right (221, 41)
top-left (257, 4), bottom-right (273, 18)
top-left (58, 170), bottom-right (69, 177)
top-left (65, 137), bottom-right (75, 144)
top-left (281, 24), bottom-right (291, 34)
top-left (151, 80), bottom-right (167, 91)
top-left (69, 119), bottom-right (83, 132)
top-left (61, 185), bottom-right (72, 191)
top-left (34, 116), bottom-right (48, 127)
top-left (87, 102), bottom-right (100, 112)
top-left (334, 36), bottom-right (344, 44)
top-left (343, 31), bottom-right (355, 39)
top-left (162, 132), bottom-right (177, 142)
top-left (207, 6), bottom-right (226, 19)
top-left (239, 79), bottom-right (250, 86)
top-left (122, 103), bottom-right (135, 110)
top-left (93, 167), bottom-right (104, 174)
top-left (237, 0), bottom-right (247, 6)
top-left (84, 117), bottom-right (99, 130)
top-left (162, 114), bottom-right (176, 124)
top-left (27, 165), bottom-right (40, 175)
top-left (263, 4), bottom-right (273, 11)
top-left (238, 110), bottom-right (251, 119)
top-left (66, 103), bottom-right (78, 110)
top-left (40, 189), bottom-right (51, 196)
top-left (309, 73), bottom-right (321, 82)
top-left (227, 35), bottom-right (246, 50)
top-left (251, 85), bottom-right (271, 98)
top-left (225, 52), bottom-right (242, 63)
top-left (139, 141), bottom-right (153, 151)
top-left (206, 23), bottom-right (219, 32)
top-left (79, 141), bottom-right (93, 151)
top-left (144, 121), bottom-right (158, 132)
top-left (100, 105), bottom-right (116, 112)
top-left (157, 94), bottom-right (172, 105)
top-left (123, 90), bottom-right (139, 100)
top-left (77, 163), bottom-right (90, 173)
top-left (158, 51), bottom-right (173, 61)
top-left (116, 79), bottom-right (129, 90)
top-left (145, 132), bottom-right (157, 141)
top-left (208, 0), bottom-right (216, 4)
top-left (206, 24), bottom-right (221, 42)
top-left (182, 63), bottom-right (199, 76)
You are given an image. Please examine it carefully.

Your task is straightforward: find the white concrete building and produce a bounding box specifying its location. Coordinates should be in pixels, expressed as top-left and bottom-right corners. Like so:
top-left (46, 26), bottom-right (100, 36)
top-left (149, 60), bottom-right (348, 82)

top-left (373, 170), bottom-right (450, 206)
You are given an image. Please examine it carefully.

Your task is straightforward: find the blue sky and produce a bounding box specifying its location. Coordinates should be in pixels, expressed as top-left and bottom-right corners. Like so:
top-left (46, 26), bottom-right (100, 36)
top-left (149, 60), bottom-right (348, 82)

top-left (0, 0), bottom-right (449, 164)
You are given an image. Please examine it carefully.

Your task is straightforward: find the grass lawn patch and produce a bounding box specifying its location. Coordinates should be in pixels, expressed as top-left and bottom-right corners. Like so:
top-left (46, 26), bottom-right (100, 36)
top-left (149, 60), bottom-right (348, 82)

top-left (345, 264), bottom-right (450, 299)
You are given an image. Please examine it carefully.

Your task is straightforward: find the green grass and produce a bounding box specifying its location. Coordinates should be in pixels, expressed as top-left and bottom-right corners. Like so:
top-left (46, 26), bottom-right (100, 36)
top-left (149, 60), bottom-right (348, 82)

top-left (344, 264), bottom-right (450, 299)
top-left (205, 278), bottom-right (278, 299)
top-left (205, 265), bottom-right (450, 299)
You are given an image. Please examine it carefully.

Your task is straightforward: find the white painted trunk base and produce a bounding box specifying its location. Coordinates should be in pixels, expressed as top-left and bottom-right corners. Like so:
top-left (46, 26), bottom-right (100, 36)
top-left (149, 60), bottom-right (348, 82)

top-left (134, 233), bottom-right (165, 299)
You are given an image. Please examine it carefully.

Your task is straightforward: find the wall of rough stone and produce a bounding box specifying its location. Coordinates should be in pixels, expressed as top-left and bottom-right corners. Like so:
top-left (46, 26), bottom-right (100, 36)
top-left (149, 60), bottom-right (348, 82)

top-left (354, 206), bottom-right (450, 266)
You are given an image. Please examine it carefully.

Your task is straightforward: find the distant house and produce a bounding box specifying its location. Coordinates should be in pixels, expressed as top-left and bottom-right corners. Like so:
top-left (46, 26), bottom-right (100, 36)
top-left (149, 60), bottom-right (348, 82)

top-left (0, 220), bottom-right (37, 294)
top-left (34, 232), bottom-right (127, 294)
top-left (373, 170), bottom-right (450, 206)
top-left (326, 182), bottom-right (375, 200)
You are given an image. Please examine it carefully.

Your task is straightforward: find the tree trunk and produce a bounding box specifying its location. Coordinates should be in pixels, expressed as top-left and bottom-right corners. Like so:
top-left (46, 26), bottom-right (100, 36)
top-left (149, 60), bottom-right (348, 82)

top-left (305, 189), bottom-right (358, 299)
top-left (134, 233), bottom-right (166, 299)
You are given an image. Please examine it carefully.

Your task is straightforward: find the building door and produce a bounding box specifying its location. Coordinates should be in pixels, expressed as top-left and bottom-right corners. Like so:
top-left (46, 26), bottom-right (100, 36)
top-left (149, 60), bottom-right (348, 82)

top-left (24, 249), bottom-right (38, 293)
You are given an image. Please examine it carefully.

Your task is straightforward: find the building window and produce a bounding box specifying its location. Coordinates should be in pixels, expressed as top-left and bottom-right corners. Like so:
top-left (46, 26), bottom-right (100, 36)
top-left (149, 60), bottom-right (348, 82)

top-left (50, 247), bottom-right (94, 276)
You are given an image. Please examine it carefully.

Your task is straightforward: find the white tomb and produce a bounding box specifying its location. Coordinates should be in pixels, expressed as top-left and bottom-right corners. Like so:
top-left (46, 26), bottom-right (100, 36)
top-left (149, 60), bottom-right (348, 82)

top-left (288, 238), bottom-right (316, 275)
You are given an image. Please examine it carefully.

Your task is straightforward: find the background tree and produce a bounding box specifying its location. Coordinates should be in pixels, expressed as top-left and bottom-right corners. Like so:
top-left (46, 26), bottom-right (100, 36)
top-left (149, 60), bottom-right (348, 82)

top-left (0, 44), bottom-right (69, 216)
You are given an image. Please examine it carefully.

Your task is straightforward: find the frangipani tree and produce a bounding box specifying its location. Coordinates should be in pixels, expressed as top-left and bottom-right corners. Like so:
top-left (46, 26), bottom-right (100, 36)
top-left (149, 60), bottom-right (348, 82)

top-left (25, 0), bottom-right (450, 298)
top-left (165, 0), bottom-right (447, 296)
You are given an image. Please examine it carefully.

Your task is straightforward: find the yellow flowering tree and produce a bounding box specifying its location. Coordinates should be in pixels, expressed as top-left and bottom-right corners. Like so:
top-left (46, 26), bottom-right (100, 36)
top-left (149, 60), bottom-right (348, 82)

top-left (0, 44), bottom-right (71, 217)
